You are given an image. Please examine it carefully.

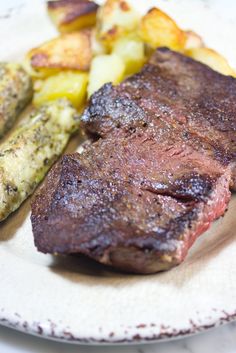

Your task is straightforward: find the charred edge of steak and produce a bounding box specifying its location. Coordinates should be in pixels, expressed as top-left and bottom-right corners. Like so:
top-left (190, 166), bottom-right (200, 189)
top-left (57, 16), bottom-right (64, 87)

top-left (81, 83), bottom-right (147, 138)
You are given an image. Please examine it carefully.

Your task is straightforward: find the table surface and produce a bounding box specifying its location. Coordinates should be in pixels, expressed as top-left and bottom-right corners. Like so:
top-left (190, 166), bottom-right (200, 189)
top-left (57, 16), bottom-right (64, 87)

top-left (1, 323), bottom-right (236, 353)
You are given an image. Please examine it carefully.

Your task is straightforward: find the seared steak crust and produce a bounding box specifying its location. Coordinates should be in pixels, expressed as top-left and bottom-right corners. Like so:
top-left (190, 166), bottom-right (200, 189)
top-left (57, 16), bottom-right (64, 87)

top-left (31, 48), bottom-right (236, 273)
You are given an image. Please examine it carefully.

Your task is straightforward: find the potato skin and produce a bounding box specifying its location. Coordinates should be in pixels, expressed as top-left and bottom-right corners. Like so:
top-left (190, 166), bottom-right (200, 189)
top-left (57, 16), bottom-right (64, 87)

top-left (26, 30), bottom-right (92, 77)
top-left (0, 63), bottom-right (32, 138)
top-left (47, 0), bottom-right (99, 33)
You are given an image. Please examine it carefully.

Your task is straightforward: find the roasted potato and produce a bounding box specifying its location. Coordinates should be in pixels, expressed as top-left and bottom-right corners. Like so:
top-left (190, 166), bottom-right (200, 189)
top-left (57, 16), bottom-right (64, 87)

top-left (26, 30), bottom-right (92, 78)
top-left (33, 71), bottom-right (88, 108)
top-left (91, 28), bottom-right (107, 55)
top-left (87, 53), bottom-right (125, 96)
top-left (112, 35), bottom-right (145, 75)
top-left (139, 7), bottom-right (186, 51)
top-left (47, 0), bottom-right (99, 33)
top-left (184, 30), bottom-right (204, 50)
top-left (186, 47), bottom-right (236, 77)
top-left (96, 0), bottom-right (140, 50)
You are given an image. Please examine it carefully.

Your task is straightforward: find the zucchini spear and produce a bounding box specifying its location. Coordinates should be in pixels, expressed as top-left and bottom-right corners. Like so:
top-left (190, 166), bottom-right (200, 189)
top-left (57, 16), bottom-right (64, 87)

top-left (0, 63), bottom-right (32, 137)
top-left (0, 99), bottom-right (79, 221)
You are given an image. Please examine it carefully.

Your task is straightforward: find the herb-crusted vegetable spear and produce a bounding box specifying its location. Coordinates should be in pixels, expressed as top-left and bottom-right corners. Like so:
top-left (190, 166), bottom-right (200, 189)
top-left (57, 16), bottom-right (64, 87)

top-left (0, 63), bottom-right (33, 137)
top-left (0, 98), bottom-right (79, 221)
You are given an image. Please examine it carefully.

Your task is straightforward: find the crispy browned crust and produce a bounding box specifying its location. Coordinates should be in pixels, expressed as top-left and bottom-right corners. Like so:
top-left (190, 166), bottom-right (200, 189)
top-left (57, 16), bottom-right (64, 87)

top-left (29, 30), bottom-right (92, 70)
top-left (47, 0), bottom-right (99, 24)
top-left (31, 48), bottom-right (236, 273)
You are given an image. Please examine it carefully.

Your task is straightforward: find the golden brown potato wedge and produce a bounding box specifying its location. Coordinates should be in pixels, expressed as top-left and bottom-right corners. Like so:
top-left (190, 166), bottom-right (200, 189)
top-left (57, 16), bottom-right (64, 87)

top-left (186, 47), bottom-right (236, 77)
top-left (47, 0), bottom-right (99, 33)
top-left (96, 0), bottom-right (140, 50)
top-left (26, 30), bottom-right (92, 78)
top-left (139, 7), bottom-right (186, 51)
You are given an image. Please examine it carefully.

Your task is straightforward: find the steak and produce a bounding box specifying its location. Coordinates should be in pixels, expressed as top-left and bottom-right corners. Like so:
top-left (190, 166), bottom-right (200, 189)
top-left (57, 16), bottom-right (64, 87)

top-left (31, 48), bottom-right (236, 273)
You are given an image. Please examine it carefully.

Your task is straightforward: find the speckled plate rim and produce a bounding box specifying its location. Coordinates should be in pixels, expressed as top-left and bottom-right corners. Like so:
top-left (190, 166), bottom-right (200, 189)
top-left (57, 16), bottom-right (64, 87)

top-left (0, 308), bottom-right (236, 345)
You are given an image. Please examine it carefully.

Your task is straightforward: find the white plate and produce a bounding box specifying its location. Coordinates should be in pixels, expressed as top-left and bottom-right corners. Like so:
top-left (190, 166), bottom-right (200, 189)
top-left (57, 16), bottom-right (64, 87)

top-left (0, 0), bottom-right (236, 345)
